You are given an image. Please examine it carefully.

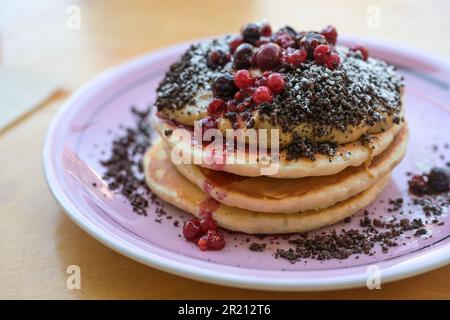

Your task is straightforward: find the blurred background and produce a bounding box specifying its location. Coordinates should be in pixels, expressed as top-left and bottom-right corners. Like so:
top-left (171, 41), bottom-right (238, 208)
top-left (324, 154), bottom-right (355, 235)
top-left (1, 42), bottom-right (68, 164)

top-left (1, 0), bottom-right (450, 299)
top-left (1, 0), bottom-right (450, 125)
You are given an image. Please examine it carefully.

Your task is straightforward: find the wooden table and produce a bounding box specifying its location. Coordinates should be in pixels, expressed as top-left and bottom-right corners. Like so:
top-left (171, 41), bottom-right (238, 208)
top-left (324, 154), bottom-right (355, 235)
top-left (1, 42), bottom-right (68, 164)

top-left (1, 0), bottom-right (449, 299)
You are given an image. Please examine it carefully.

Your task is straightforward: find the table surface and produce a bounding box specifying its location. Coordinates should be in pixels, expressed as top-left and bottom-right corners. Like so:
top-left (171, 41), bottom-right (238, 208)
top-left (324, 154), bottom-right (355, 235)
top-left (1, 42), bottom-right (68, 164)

top-left (1, 0), bottom-right (450, 299)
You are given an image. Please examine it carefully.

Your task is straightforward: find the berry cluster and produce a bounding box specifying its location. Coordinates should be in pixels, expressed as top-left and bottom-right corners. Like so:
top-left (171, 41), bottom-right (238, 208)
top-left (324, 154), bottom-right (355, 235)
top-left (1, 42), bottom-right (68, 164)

top-left (409, 167), bottom-right (450, 195)
top-left (206, 70), bottom-right (285, 121)
top-left (202, 22), bottom-right (370, 130)
top-left (227, 22), bottom-right (342, 71)
top-left (183, 215), bottom-right (225, 250)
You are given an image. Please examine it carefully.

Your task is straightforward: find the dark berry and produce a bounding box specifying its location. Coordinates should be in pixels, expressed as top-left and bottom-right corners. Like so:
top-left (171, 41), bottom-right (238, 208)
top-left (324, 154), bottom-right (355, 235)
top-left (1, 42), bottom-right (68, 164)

top-left (207, 98), bottom-right (225, 118)
top-left (183, 219), bottom-right (203, 241)
top-left (267, 73), bottom-right (285, 93)
top-left (274, 33), bottom-right (295, 49)
top-left (283, 48), bottom-right (307, 67)
top-left (229, 36), bottom-right (243, 52)
top-left (252, 86), bottom-right (273, 104)
top-left (211, 74), bottom-right (237, 98)
top-left (427, 168), bottom-right (450, 192)
top-left (199, 216), bottom-right (218, 233)
top-left (321, 25), bottom-right (338, 45)
top-left (299, 32), bottom-right (327, 58)
top-left (350, 44), bottom-right (369, 61)
top-left (255, 43), bottom-right (281, 70)
top-left (233, 43), bottom-right (255, 69)
top-left (313, 44), bottom-right (331, 64)
top-left (326, 52), bottom-right (341, 70)
top-left (277, 25), bottom-right (297, 37)
top-left (207, 50), bottom-right (229, 69)
top-left (241, 23), bottom-right (261, 45)
top-left (197, 230), bottom-right (226, 251)
top-left (409, 175), bottom-right (428, 195)
top-left (260, 23), bottom-right (272, 37)
top-left (234, 69), bottom-right (253, 89)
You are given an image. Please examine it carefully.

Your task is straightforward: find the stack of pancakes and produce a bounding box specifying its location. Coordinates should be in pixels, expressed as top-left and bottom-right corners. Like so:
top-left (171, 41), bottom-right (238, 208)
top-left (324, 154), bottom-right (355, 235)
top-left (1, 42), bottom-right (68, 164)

top-left (145, 117), bottom-right (407, 235)
top-left (143, 33), bottom-right (407, 235)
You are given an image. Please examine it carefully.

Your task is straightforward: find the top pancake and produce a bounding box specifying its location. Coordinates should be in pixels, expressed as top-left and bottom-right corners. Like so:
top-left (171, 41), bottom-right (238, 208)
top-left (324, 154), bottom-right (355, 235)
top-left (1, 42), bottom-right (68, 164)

top-left (155, 37), bottom-right (404, 146)
top-left (152, 112), bottom-right (405, 178)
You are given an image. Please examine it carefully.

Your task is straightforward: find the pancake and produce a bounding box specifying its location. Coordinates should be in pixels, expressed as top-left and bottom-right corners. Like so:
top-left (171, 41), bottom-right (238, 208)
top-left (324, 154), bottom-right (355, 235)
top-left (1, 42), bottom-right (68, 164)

top-left (152, 112), bottom-right (405, 178)
top-left (143, 140), bottom-right (390, 234)
top-left (172, 125), bottom-right (408, 213)
top-left (156, 37), bottom-right (404, 147)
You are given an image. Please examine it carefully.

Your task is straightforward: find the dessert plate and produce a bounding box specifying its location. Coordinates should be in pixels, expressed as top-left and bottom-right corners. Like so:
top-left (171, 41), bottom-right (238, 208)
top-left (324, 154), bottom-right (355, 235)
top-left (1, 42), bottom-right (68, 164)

top-left (43, 35), bottom-right (450, 291)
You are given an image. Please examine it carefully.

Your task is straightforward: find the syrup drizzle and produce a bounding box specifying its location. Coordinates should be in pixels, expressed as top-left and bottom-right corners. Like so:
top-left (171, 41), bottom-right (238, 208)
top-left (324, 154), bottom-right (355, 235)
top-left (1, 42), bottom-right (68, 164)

top-left (198, 197), bottom-right (220, 217)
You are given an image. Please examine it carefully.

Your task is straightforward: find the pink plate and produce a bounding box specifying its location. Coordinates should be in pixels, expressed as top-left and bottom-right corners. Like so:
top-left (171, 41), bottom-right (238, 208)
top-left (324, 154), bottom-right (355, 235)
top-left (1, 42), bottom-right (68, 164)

top-left (43, 35), bottom-right (450, 291)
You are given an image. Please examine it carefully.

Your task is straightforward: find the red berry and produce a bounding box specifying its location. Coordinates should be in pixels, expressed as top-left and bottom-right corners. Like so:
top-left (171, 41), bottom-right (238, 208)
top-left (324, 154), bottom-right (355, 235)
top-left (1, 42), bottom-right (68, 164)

top-left (199, 216), bottom-right (218, 233)
top-left (252, 86), bottom-right (273, 104)
top-left (234, 69), bottom-right (253, 89)
top-left (229, 36), bottom-right (243, 53)
top-left (197, 230), bottom-right (226, 251)
top-left (350, 44), bottom-right (369, 61)
top-left (260, 23), bottom-right (272, 37)
top-left (313, 44), bottom-right (331, 65)
top-left (284, 48), bottom-right (307, 67)
top-left (255, 43), bottom-right (281, 70)
top-left (207, 98), bottom-right (225, 117)
top-left (183, 219), bottom-right (203, 241)
top-left (267, 73), bottom-right (285, 93)
top-left (321, 25), bottom-right (338, 45)
top-left (326, 53), bottom-right (341, 70)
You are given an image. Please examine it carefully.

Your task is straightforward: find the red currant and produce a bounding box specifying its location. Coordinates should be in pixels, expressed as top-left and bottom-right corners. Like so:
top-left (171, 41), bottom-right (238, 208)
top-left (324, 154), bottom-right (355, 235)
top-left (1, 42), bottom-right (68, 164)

top-left (183, 219), bottom-right (203, 241)
top-left (326, 53), bottom-right (341, 70)
top-left (267, 73), bottom-right (285, 93)
top-left (350, 44), bottom-right (369, 61)
top-left (252, 86), bottom-right (273, 104)
top-left (199, 216), bottom-right (218, 233)
top-left (284, 49), bottom-right (307, 67)
top-left (260, 23), bottom-right (272, 37)
top-left (234, 69), bottom-right (253, 89)
top-left (197, 230), bottom-right (226, 251)
top-left (207, 98), bottom-right (225, 118)
top-left (321, 25), bottom-right (338, 45)
top-left (313, 44), bottom-right (331, 65)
